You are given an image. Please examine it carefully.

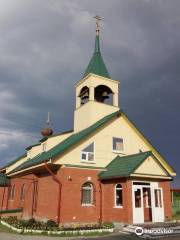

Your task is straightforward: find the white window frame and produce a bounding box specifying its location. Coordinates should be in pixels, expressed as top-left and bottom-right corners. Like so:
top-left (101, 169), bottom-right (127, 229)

top-left (154, 189), bottom-right (162, 208)
top-left (112, 137), bottom-right (124, 153)
top-left (114, 184), bottom-right (123, 208)
top-left (81, 142), bottom-right (95, 162)
top-left (81, 183), bottom-right (94, 206)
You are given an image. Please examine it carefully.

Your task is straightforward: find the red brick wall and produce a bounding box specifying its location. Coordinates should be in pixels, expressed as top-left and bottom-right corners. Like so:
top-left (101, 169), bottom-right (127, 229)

top-left (57, 168), bottom-right (133, 224)
top-left (33, 173), bottom-right (59, 222)
top-left (0, 168), bottom-right (172, 224)
top-left (0, 187), bottom-right (8, 211)
top-left (159, 181), bottom-right (172, 220)
top-left (6, 174), bottom-right (36, 219)
top-left (101, 178), bottom-right (133, 223)
top-left (58, 167), bottom-right (101, 224)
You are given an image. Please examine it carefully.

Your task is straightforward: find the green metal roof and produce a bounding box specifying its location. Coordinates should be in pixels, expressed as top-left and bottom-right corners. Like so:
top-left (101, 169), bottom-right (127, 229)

top-left (39, 130), bottom-right (73, 143)
top-left (0, 173), bottom-right (10, 186)
top-left (99, 151), bottom-right (153, 179)
top-left (83, 34), bottom-right (110, 78)
top-left (26, 143), bottom-right (41, 150)
top-left (9, 110), bottom-right (121, 174)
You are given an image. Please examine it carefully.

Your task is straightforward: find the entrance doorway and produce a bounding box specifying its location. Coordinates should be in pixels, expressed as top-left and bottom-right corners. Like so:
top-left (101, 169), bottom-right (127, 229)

top-left (143, 187), bottom-right (152, 222)
top-left (132, 182), bottom-right (164, 224)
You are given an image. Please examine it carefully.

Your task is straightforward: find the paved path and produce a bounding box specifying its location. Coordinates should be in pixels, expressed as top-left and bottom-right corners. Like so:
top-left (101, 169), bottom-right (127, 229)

top-left (0, 232), bottom-right (180, 240)
top-left (0, 232), bottom-right (135, 240)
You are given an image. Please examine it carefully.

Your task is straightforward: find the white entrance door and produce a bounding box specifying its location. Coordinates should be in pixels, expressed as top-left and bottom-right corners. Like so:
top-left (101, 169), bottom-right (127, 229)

top-left (151, 187), bottom-right (164, 222)
top-left (132, 186), bottom-right (144, 223)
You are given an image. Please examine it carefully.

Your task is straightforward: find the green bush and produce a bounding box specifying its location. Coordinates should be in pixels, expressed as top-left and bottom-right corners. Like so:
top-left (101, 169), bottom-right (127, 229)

top-left (46, 219), bottom-right (58, 228)
top-left (2, 218), bottom-right (114, 231)
top-left (102, 222), bottom-right (114, 229)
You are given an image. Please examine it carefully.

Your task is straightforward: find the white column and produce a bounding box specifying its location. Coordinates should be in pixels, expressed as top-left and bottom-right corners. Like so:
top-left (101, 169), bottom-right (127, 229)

top-left (113, 93), bottom-right (119, 107)
top-left (89, 86), bottom-right (94, 101)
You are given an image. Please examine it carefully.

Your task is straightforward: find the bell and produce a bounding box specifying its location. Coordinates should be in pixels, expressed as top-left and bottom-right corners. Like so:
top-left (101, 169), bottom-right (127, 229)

top-left (102, 91), bottom-right (109, 100)
top-left (81, 92), bottom-right (89, 100)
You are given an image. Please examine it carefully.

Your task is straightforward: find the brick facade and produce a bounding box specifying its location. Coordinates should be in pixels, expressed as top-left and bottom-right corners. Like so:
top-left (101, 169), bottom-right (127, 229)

top-left (159, 181), bottom-right (172, 220)
top-left (0, 167), bottom-right (172, 224)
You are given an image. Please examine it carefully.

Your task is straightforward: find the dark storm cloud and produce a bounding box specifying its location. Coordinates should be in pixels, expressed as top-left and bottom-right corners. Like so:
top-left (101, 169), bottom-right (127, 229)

top-left (0, 0), bottom-right (179, 186)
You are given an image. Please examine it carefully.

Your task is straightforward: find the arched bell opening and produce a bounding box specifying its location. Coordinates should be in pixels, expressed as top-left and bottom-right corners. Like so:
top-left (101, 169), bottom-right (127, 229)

top-left (79, 86), bottom-right (89, 105)
top-left (95, 85), bottom-right (113, 105)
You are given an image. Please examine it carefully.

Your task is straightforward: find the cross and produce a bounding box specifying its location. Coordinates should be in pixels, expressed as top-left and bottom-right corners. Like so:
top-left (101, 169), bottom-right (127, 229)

top-left (46, 112), bottom-right (51, 126)
top-left (94, 15), bottom-right (101, 32)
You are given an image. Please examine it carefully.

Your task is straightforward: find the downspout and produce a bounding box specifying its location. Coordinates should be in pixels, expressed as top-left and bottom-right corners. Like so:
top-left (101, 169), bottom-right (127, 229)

top-left (44, 161), bottom-right (62, 225)
top-left (98, 181), bottom-right (102, 224)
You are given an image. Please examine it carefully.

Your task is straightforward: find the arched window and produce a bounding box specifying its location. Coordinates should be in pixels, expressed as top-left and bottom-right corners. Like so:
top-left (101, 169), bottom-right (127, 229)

top-left (20, 184), bottom-right (26, 201)
top-left (79, 86), bottom-right (89, 105)
top-left (115, 184), bottom-right (123, 207)
top-left (81, 183), bottom-right (94, 205)
top-left (95, 85), bottom-right (113, 105)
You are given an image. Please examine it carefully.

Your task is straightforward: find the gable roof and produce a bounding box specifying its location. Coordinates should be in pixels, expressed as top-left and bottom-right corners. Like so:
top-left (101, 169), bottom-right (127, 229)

top-left (83, 34), bottom-right (110, 78)
top-left (7, 109), bottom-right (175, 177)
top-left (99, 151), bottom-right (171, 180)
top-left (8, 110), bottom-right (121, 175)
top-left (121, 112), bottom-right (176, 176)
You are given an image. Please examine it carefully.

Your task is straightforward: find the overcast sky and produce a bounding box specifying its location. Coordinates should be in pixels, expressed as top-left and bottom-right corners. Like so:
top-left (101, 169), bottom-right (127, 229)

top-left (0, 0), bottom-right (179, 186)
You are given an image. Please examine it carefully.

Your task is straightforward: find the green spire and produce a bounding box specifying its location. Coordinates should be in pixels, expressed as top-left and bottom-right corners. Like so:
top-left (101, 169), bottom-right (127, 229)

top-left (83, 26), bottom-right (110, 79)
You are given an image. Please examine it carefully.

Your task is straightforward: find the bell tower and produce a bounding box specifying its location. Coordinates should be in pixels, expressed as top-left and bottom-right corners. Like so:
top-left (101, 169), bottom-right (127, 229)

top-left (74, 16), bottom-right (120, 132)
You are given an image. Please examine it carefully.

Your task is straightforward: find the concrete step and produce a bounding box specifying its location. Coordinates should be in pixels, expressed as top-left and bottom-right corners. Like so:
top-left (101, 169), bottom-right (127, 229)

top-left (123, 225), bottom-right (137, 233)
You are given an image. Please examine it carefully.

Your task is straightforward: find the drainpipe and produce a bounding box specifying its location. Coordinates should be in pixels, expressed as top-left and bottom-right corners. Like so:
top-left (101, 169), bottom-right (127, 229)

top-left (98, 181), bottom-right (102, 224)
top-left (44, 161), bottom-right (62, 224)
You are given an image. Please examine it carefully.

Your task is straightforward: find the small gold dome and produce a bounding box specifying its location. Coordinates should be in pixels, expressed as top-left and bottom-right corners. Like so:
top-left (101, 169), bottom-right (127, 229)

top-left (41, 128), bottom-right (53, 137)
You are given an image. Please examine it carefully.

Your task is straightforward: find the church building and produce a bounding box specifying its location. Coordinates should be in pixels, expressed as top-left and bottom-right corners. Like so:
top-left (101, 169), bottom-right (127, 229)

top-left (0, 19), bottom-right (176, 224)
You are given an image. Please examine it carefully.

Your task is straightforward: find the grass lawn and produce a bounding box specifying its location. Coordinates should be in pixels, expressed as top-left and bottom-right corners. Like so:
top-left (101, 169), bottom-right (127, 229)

top-left (0, 223), bottom-right (13, 233)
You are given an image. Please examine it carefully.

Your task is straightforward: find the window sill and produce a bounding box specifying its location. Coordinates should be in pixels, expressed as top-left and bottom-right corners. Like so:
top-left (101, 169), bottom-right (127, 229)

top-left (112, 150), bottom-right (125, 154)
top-left (114, 206), bottom-right (123, 209)
top-left (80, 161), bottom-right (96, 164)
top-left (81, 204), bottom-right (94, 207)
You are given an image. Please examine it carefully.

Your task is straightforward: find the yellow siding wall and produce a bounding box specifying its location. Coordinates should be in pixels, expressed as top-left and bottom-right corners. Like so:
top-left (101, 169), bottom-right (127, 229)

top-left (6, 132), bottom-right (72, 174)
top-left (6, 112), bottom-right (175, 176)
top-left (74, 74), bottom-right (120, 132)
top-left (6, 156), bottom-right (28, 173)
top-left (134, 156), bottom-right (168, 176)
top-left (74, 101), bottom-right (119, 132)
top-left (75, 74), bottom-right (119, 96)
top-left (46, 132), bottom-right (72, 151)
top-left (55, 115), bottom-right (151, 167)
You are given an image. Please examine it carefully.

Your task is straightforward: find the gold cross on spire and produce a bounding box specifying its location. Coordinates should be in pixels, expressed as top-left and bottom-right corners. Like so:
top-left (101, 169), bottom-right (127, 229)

top-left (94, 15), bottom-right (101, 35)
